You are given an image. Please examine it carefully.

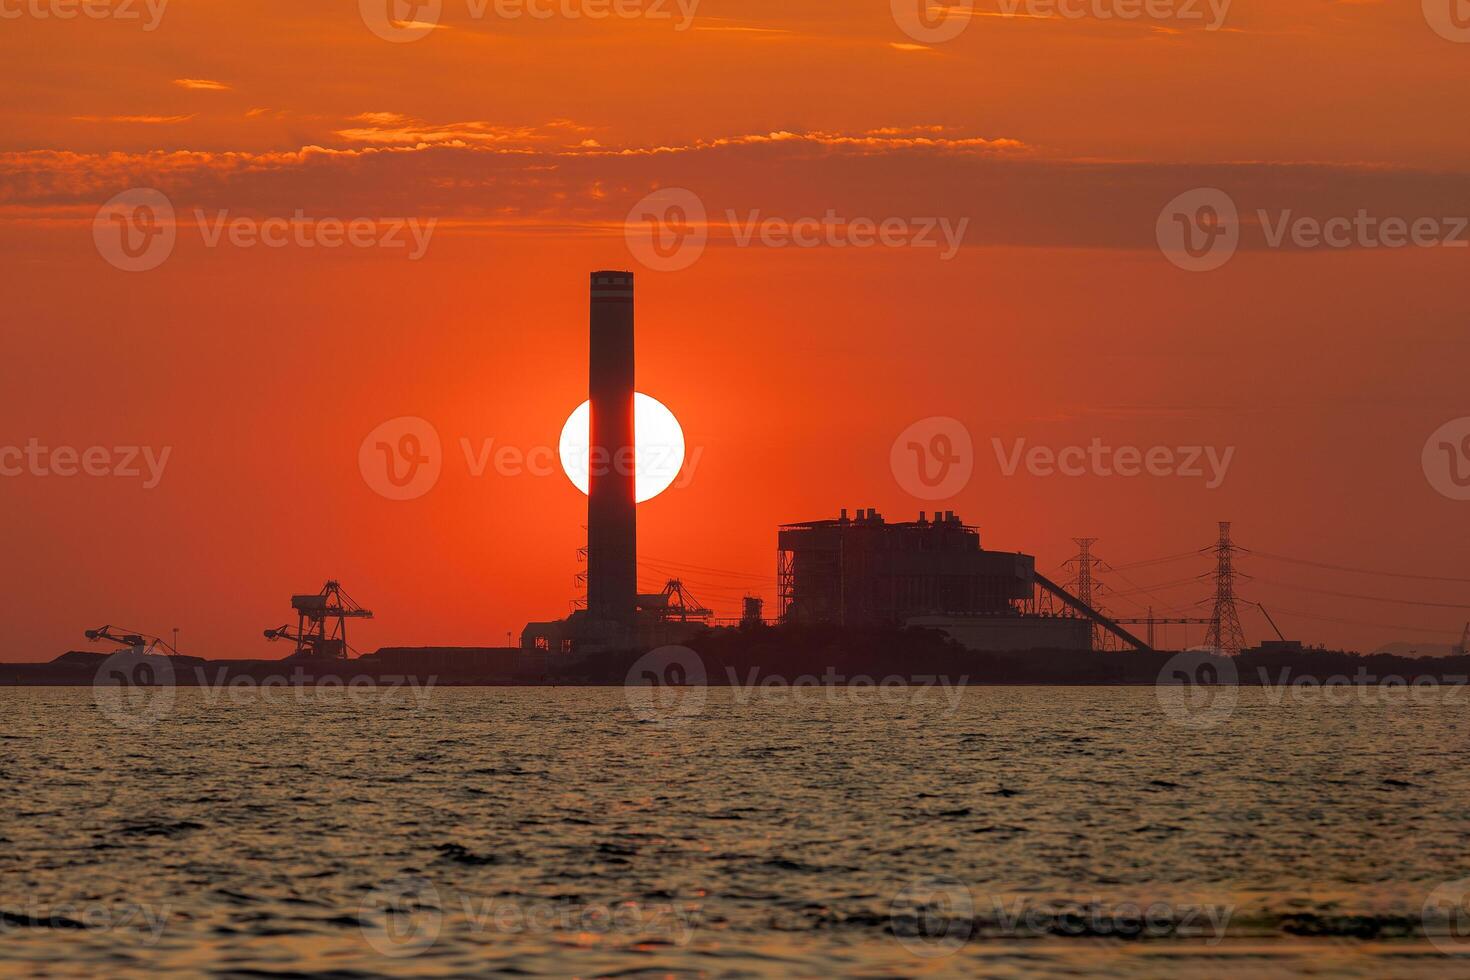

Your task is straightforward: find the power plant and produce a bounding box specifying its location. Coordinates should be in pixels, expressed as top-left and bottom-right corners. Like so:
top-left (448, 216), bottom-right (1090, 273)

top-left (518, 272), bottom-right (1142, 657)
top-left (31, 269), bottom-right (1434, 686)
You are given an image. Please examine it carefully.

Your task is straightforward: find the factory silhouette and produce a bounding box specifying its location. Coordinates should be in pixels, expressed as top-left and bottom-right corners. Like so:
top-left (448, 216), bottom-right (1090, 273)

top-left (13, 270), bottom-right (1463, 687)
top-left (522, 271), bottom-right (1147, 659)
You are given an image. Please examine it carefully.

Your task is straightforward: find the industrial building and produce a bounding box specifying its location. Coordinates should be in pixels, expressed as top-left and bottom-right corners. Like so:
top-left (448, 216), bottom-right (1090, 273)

top-left (518, 276), bottom-right (1145, 658)
top-left (778, 508), bottom-right (1099, 652)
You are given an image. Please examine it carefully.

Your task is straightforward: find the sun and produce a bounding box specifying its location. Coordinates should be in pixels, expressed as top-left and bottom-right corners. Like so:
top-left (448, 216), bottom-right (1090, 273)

top-left (558, 393), bottom-right (686, 503)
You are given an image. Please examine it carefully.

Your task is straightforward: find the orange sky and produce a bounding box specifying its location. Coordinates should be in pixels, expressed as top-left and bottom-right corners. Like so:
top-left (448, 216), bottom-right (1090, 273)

top-left (3, 0), bottom-right (1469, 659)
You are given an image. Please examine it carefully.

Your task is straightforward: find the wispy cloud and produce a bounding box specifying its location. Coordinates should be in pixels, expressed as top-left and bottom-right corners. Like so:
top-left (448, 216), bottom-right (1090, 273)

top-left (173, 78), bottom-right (231, 91)
top-left (70, 114), bottom-right (196, 124)
top-left (335, 114), bottom-right (592, 146)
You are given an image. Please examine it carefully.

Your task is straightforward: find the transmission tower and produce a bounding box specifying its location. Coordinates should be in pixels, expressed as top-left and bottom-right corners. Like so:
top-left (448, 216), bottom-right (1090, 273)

top-left (1063, 538), bottom-right (1108, 649)
top-left (1202, 521), bottom-right (1247, 656)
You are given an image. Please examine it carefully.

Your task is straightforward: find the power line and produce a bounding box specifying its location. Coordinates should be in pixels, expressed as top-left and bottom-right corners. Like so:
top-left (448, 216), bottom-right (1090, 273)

top-left (1248, 550), bottom-right (1470, 585)
top-left (1261, 604), bottom-right (1462, 638)
top-left (1253, 577), bottom-right (1470, 610)
top-left (637, 554), bottom-right (768, 582)
top-left (1109, 549), bottom-right (1210, 571)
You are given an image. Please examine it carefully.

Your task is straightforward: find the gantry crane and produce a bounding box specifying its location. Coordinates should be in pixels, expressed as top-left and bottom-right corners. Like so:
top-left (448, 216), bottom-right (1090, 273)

top-left (263, 580), bottom-right (373, 660)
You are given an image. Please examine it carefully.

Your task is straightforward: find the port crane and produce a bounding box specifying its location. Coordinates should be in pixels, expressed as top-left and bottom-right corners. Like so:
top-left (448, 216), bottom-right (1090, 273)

top-left (84, 626), bottom-right (179, 656)
top-left (638, 579), bottom-right (714, 624)
top-left (263, 580), bottom-right (372, 660)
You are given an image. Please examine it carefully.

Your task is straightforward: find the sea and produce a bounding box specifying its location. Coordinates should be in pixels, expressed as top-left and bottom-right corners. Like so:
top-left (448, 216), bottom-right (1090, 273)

top-left (2, 684), bottom-right (1469, 977)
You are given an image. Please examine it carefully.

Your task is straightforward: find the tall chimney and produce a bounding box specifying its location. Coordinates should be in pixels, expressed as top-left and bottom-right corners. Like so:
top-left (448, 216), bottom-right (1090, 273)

top-left (587, 271), bottom-right (637, 626)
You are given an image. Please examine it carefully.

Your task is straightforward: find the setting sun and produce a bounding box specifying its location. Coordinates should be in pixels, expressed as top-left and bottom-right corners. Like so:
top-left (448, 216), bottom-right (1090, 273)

top-left (558, 392), bottom-right (685, 503)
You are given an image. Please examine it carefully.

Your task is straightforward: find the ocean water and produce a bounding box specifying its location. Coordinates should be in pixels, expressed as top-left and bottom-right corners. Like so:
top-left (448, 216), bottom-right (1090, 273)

top-left (3, 684), bottom-right (1470, 977)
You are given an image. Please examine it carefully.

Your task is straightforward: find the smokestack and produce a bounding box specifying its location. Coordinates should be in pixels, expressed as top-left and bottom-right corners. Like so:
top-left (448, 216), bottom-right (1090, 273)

top-left (587, 271), bottom-right (637, 626)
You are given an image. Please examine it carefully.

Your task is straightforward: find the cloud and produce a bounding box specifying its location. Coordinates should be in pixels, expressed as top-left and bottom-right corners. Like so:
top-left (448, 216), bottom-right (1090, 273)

top-left (69, 114), bottom-right (196, 124)
top-left (4, 128), bottom-right (1465, 256)
top-left (173, 78), bottom-right (232, 91)
top-left (335, 115), bottom-right (592, 146)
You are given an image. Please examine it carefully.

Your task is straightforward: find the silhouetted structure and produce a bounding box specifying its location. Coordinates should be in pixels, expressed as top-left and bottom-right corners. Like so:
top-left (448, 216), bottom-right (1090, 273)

top-left (777, 509), bottom-right (1033, 626)
top-left (774, 508), bottom-right (1096, 650)
top-left (586, 271), bottom-right (637, 629)
top-left (741, 596), bottom-right (764, 627)
top-left (84, 625), bottom-right (178, 656)
top-left (263, 580), bottom-right (372, 660)
top-left (1203, 522), bottom-right (1247, 655)
top-left (1063, 537), bottom-right (1105, 648)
